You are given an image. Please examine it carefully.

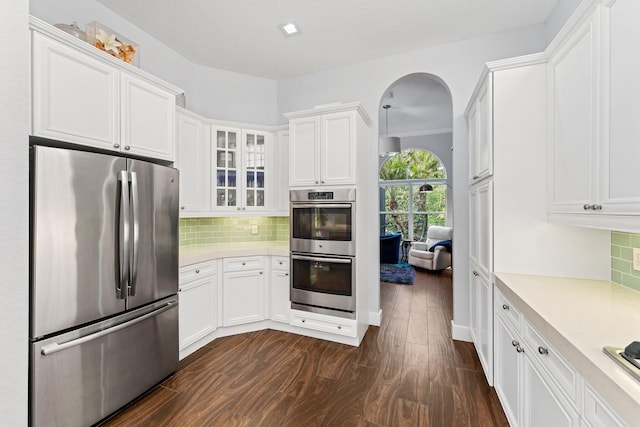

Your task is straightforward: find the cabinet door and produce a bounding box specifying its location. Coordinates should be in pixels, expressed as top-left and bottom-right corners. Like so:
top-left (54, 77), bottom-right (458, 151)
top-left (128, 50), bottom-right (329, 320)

top-left (242, 130), bottom-right (268, 210)
top-left (270, 269), bottom-right (290, 323)
top-left (179, 276), bottom-right (217, 350)
top-left (289, 117), bottom-right (320, 187)
top-left (321, 111), bottom-right (356, 185)
top-left (469, 267), bottom-right (479, 343)
top-left (548, 15), bottom-right (599, 213)
top-left (32, 32), bottom-right (119, 150)
top-left (272, 131), bottom-right (290, 213)
top-left (223, 270), bottom-right (265, 326)
top-left (476, 272), bottom-right (493, 385)
top-left (212, 127), bottom-right (241, 211)
top-left (469, 180), bottom-right (492, 278)
top-left (599, 0), bottom-right (640, 214)
top-left (176, 111), bottom-right (210, 214)
top-left (494, 314), bottom-right (522, 427)
top-left (472, 76), bottom-right (493, 183)
top-left (522, 354), bottom-right (580, 427)
top-left (121, 74), bottom-right (176, 161)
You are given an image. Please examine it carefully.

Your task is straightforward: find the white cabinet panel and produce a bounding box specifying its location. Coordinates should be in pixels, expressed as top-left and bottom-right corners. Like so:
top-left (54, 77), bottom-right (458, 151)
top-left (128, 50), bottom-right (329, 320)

top-left (179, 276), bottom-right (216, 350)
top-left (121, 74), bottom-right (176, 161)
top-left (470, 267), bottom-right (493, 385)
top-left (289, 117), bottom-right (320, 187)
top-left (474, 77), bottom-right (493, 183)
top-left (600, 0), bottom-right (640, 213)
top-left (321, 111), bottom-right (356, 185)
top-left (176, 109), bottom-right (210, 214)
top-left (223, 269), bottom-right (265, 326)
top-left (270, 268), bottom-right (290, 323)
top-left (494, 314), bottom-right (522, 427)
top-left (523, 354), bottom-right (580, 427)
top-left (32, 32), bottom-right (119, 150)
top-left (549, 18), bottom-right (597, 213)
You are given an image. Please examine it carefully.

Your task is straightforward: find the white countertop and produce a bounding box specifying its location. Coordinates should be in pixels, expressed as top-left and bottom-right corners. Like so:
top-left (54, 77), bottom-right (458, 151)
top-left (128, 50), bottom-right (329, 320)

top-left (180, 241), bottom-right (289, 266)
top-left (494, 273), bottom-right (640, 426)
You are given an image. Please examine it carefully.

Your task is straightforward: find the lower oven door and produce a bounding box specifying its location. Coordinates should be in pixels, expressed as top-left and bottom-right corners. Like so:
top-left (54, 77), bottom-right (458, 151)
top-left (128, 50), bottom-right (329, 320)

top-left (290, 253), bottom-right (355, 313)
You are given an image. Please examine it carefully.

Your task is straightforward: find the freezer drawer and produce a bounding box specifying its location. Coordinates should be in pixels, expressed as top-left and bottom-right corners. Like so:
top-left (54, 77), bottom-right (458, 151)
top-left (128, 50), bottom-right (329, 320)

top-left (30, 297), bottom-right (178, 427)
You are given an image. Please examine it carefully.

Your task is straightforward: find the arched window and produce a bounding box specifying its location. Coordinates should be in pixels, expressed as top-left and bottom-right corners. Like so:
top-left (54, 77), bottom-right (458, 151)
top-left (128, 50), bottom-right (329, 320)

top-left (379, 149), bottom-right (447, 241)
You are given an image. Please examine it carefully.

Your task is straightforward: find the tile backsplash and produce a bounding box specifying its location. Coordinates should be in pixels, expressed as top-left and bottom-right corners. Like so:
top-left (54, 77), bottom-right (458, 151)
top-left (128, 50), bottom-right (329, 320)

top-left (179, 216), bottom-right (289, 246)
top-left (611, 231), bottom-right (640, 291)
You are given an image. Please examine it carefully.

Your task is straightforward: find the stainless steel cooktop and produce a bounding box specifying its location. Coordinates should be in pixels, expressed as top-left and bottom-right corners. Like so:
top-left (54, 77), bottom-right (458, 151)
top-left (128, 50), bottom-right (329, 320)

top-left (603, 346), bottom-right (640, 383)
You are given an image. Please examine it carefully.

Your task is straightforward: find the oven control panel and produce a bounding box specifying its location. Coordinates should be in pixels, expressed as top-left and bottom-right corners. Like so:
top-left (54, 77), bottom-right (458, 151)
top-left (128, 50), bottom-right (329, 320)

top-left (308, 191), bottom-right (334, 200)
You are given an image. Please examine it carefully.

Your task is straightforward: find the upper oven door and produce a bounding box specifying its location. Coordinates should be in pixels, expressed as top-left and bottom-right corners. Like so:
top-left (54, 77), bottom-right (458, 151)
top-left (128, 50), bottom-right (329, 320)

top-left (290, 202), bottom-right (355, 256)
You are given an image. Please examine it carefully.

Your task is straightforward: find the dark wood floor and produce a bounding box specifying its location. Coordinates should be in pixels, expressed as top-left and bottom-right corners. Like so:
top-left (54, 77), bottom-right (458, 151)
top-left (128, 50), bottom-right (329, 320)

top-left (102, 268), bottom-right (508, 427)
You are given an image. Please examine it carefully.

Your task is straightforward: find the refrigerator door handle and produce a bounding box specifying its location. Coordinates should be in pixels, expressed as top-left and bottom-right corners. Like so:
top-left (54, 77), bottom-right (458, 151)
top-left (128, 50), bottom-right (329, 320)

top-left (40, 302), bottom-right (177, 356)
top-left (117, 170), bottom-right (130, 299)
top-left (129, 171), bottom-right (140, 296)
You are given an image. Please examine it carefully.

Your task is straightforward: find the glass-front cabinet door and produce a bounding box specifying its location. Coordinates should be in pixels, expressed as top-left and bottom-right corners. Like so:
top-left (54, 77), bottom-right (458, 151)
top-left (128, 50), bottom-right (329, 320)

top-left (214, 127), bottom-right (239, 210)
top-left (243, 130), bottom-right (267, 209)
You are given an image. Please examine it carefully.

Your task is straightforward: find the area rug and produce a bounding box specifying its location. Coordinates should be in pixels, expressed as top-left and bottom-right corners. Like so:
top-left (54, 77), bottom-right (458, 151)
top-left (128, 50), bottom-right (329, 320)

top-left (380, 261), bottom-right (415, 285)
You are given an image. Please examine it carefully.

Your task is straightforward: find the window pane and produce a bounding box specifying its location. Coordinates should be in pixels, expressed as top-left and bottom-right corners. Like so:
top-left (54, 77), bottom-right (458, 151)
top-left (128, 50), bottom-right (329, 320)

top-left (383, 186), bottom-right (409, 212)
top-left (381, 213), bottom-right (408, 239)
top-left (412, 184), bottom-right (446, 213)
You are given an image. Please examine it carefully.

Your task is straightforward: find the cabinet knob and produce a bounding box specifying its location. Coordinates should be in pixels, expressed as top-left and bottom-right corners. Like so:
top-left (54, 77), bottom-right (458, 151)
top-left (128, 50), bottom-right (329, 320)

top-left (583, 204), bottom-right (591, 210)
top-left (538, 346), bottom-right (549, 355)
top-left (237, 207), bottom-right (241, 210)
top-left (511, 340), bottom-right (519, 347)
top-left (502, 304), bottom-right (509, 310)
top-left (242, 262), bottom-right (246, 265)
top-left (315, 181), bottom-right (319, 184)
top-left (472, 175), bottom-right (479, 180)
top-left (516, 346), bottom-right (525, 353)
top-left (301, 319), bottom-right (306, 323)
top-left (243, 207), bottom-right (246, 211)
top-left (195, 269), bottom-right (200, 273)
top-left (285, 273), bottom-right (289, 276)
top-left (259, 271), bottom-right (263, 275)
top-left (337, 325), bottom-right (342, 330)
top-left (181, 206), bottom-right (185, 210)
top-left (593, 204), bottom-right (602, 210)
top-left (124, 145), bottom-right (131, 151)
top-left (113, 143), bottom-right (120, 149)
top-left (472, 270), bottom-right (479, 277)
top-left (321, 180), bottom-right (325, 184)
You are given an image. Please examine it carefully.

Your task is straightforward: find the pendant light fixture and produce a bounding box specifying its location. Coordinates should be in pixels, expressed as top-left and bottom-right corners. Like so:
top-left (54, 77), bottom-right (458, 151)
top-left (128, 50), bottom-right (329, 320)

top-left (419, 183), bottom-right (433, 193)
top-left (379, 104), bottom-right (401, 157)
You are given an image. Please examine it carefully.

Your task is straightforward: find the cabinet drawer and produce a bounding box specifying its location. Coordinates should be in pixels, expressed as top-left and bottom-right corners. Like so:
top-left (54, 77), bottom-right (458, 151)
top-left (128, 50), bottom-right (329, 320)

top-left (495, 288), bottom-right (521, 332)
top-left (290, 310), bottom-right (356, 337)
top-left (271, 256), bottom-right (289, 270)
top-left (583, 383), bottom-right (626, 427)
top-left (223, 256), bottom-right (264, 272)
top-left (523, 320), bottom-right (579, 403)
top-left (179, 260), bottom-right (216, 284)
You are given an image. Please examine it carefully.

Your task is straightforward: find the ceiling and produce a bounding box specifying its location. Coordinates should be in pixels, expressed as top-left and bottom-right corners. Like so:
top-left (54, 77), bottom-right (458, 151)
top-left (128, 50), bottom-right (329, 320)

top-left (98, 0), bottom-right (559, 80)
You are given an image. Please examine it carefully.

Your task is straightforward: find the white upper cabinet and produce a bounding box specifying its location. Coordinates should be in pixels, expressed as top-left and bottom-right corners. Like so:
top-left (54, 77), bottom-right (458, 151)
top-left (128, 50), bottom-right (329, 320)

top-left (30, 18), bottom-right (181, 162)
top-left (176, 108), bottom-right (211, 214)
top-left (121, 74), bottom-right (176, 160)
top-left (548, 1), bottom-right (640, 231)
top-left (287, 103), bottom-right (371, 187)
top-left (32, 31), bottom-right (120, 151)
top-left (212, 127), bottom-right (270, 212)
top-left (468, 75), bottom-right (493, 184)
top-left (548, 13), bottom-right (598, 214)
top-left (599, 0), bottom-right (640, 214)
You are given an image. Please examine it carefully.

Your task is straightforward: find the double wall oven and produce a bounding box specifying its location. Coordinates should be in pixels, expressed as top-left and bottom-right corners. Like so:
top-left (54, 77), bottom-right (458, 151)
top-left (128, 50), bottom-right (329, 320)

top-left (290, 188), bottom-right (356, 319)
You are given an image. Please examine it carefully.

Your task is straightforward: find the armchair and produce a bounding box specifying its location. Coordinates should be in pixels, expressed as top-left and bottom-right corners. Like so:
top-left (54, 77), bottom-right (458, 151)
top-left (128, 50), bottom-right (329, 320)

top-left (408, 226), bottom-right (453, 271)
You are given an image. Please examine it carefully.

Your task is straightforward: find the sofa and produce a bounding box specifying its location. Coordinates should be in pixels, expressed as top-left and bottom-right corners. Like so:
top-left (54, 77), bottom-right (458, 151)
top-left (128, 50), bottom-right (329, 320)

top-left (379, 233), bottom-right (402, 264)
top-left (407, 226), bottom-right (452, 271)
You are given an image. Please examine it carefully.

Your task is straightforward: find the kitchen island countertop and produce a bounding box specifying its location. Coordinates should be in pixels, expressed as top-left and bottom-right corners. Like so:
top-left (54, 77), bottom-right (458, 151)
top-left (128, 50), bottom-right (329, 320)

top-left (180, 241), bottom-right (289, 267)
top-left (494, 272), bottom-right (640, 426)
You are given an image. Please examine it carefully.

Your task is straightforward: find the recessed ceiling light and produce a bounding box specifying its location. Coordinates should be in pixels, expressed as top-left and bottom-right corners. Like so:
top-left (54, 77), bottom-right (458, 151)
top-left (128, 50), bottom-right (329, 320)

top-left (278, 22), bottom-right (300, 37)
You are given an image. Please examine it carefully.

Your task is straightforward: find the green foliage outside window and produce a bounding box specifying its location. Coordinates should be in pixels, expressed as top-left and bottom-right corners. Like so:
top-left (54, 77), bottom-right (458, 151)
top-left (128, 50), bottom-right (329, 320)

top-left (380, 150), bottom-right (447, 241)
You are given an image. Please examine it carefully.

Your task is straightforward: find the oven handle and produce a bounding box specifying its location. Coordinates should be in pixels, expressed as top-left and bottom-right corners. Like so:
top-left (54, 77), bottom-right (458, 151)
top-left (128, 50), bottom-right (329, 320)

top-left (291, 203), bottom-right (352, 209)
top-left (291, 254), bottom-right (352, 264)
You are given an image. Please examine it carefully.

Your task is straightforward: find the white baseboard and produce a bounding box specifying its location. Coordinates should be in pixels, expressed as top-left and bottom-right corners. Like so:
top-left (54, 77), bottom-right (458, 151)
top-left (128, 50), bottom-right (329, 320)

top-left (451, 320), bottom-right (472, 342)
top-left (369, 309), bottom-right (382, 326)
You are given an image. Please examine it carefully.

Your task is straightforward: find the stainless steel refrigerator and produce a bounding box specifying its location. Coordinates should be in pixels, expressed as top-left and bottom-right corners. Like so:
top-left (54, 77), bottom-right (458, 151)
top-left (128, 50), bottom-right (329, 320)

top-left (29, 144), bottom-right (179, 427)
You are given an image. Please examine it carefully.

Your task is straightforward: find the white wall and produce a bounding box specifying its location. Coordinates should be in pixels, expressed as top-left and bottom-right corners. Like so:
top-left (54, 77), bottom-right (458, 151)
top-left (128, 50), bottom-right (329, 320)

top-left (545, 0), bottom-right (583, 43)
top-left (277, 24), bottom-right (549, 330)
top-left (29, 0), bottom-right (278, 125)
top-left (0, 1), bottom-right (30, 425)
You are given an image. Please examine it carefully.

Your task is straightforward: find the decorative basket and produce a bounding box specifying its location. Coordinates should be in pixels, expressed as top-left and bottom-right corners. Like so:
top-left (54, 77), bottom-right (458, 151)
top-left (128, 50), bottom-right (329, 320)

top-left (86, 21), bottom-right (138, 66)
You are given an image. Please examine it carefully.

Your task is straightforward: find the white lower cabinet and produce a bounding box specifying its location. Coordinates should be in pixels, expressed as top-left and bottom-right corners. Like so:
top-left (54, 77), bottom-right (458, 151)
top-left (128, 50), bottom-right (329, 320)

top-left (270, 256), bottom-right (290, 323)
top-left (582, 383), bottom-right (626, 427)
top-left (494, 288), bottom-right (580, 427)
top-left (178, 261), bottom-right (217, 351)
top-left (222, 256), bottom-right (265, 326)
top-left (470, 267), bottom-right (493, 384)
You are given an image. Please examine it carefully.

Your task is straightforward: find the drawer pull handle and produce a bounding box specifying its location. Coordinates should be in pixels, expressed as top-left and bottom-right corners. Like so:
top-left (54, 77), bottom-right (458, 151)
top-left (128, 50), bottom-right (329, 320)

top-left (516, 346), bottom-right (525, 353)
top-left (502, 304), bottom-right (509, 310)
top-left (538, 346), bottom-right (549, 356)
top-left (337, 325), bottom-right (342, 330)
top-left (511, 340), bottom-right (519, 347)
top-left (195, 269), bottom-right (200, 274)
